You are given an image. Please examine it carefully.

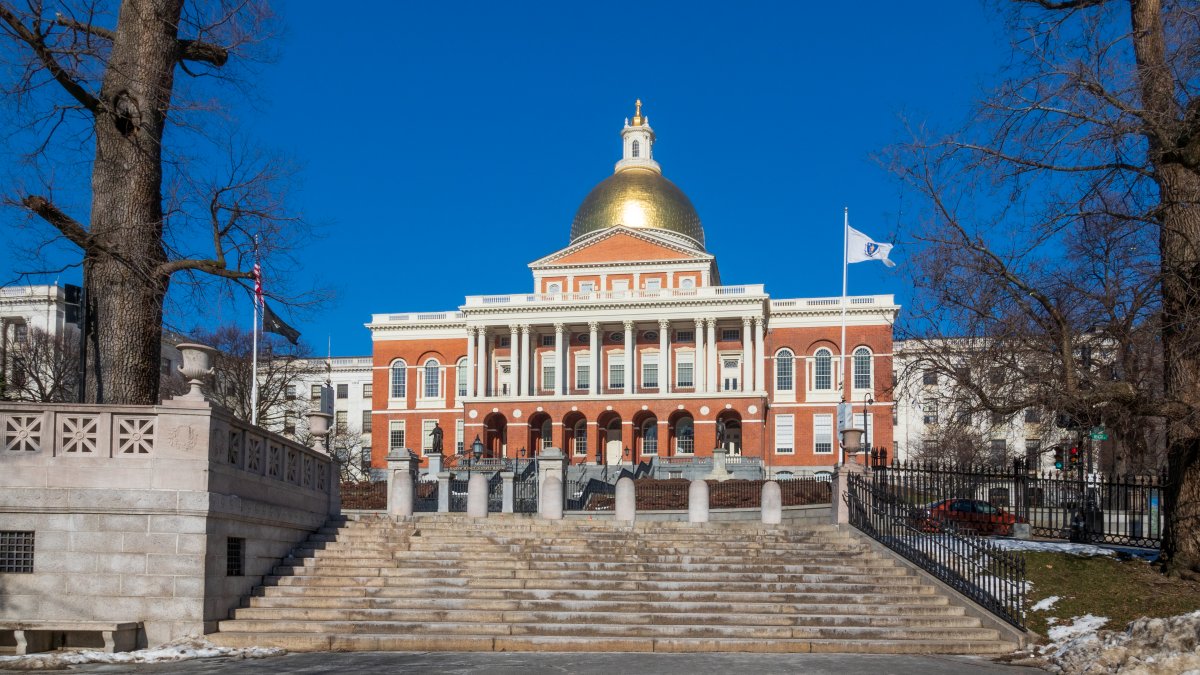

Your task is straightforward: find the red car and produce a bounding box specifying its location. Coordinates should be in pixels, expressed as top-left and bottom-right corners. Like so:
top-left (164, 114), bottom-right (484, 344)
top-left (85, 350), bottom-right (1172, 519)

top-left (917, 499), bottom-right (1021, 536)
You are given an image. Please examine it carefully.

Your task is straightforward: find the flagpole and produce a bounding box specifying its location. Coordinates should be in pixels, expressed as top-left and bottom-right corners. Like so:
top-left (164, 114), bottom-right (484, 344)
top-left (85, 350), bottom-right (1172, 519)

top-left (841, 207), bottom-right (849, 391)
top-left (250, 237), bottom-right (260, 426)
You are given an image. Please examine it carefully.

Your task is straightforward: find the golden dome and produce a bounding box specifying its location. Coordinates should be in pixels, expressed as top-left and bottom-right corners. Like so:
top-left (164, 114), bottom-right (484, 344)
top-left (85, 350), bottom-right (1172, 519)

top-left (569, 167), bottom-right (705, 248)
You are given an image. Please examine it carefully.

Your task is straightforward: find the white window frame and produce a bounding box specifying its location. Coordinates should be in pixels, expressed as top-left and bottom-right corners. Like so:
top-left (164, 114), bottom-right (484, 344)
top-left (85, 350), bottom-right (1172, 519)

top-left (455, 419), bottom-right (465, 454)
top-left (362, 382), bottom-right (372, 398)
top-left (388, 420), bottom-right (405, 451)
top-left (456, 358), bottom-right (468, 397)
top-left (573, 420), bottom-right (588, 456)
top-left (547, 282), bottom-right (562, 294)
top-left (812, 348), bottom-right (834, 391)
top-left (775, 414), bottom-right (795, 454)
top-left (541, 353), bottom-right (556, 391)
top-left (676, 351), bottom-right (695, 388)
top-left (641, 350), bottom-right (659, 389)
top-left (389, 360), bottom-right (407, 402)
top-left (642, 420), bottom-right (658, 454)
top-left (721, 328), bottom-right (740, 341)
top-left (814, 414), bottom-right (834, 454)
top-left (645, 278), bottom-right (662, 291)
top-left (608, 352), bottom-right (625, 390)
top-left (852, 347), bottom-right (873, 392)
top-left (679, 277), bottom-right (695, 289)
top-left (419, 359), bottom-right (442, 401)
top-left (774, 348), bottom-right (795, 400)
top-left (674, 417), bottom-right (694, 455)
top-left (575, 351), bottom-right (590, 390)
top-left (422, 419), bottom-right (436, 452)
top-left (579, 281), bottom-right (596, 292)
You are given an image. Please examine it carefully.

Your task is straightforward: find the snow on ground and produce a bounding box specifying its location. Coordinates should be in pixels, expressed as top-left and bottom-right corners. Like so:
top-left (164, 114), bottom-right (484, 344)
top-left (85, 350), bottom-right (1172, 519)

top-left (1032, 595), bottom-right (1061, 612)
top-left (989, 539), bottom-right (1117, 557)
top-left (0, 635), bottom-right (283, 671)
top-left (1046, 614), bottom-right (1109, 643)
top-left (1013, 610), bottom-right (1200, 674)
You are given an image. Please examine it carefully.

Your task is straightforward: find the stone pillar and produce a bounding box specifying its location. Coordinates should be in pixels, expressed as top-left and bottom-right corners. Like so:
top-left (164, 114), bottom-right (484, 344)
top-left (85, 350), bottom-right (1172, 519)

top-left (615, 476), bottom-right (636, 523)
top-left (437, 471), bottom-right (451, 513)
top-left (509, 325), bottom-right (519, 397)
top-left (706, 318), bottom-right (718, 393)
top-left (830, 462), bottom-right (867, 525)
top-left (658, 319), bottom-right (671, 394)
top-left (501, 471), bottom-right (515, 513)
top-left (465, 327), bottom-right (476, 398)
top-left (518, 325), bottom-right (530, 397)
top-left (742, 317), bottom-right (753, 391)
top-left (554, 323), bottom-right (565, 396)
top-left (688, 479), bottom-right (709, 523)
top-left (386, 448), bottom-right (417, 518)
top-left (762, 480), bottom-right (782, 525)
top-left (624, 320), bottom-right (634, 395)
top-left (541, 476), bottom-right (564, 520)
top-left (694, 318), bottom-right (705, 392)
top-left (467, 472), bottom-right (488, 518)
top-left (588, 321), bottom-right (599, 395)
top-left (537, 447), bottom-right (567, 516)
top-left (476, 326), bottom-right (489, 398)
top-left (754, 318), bottom-right (766, 393)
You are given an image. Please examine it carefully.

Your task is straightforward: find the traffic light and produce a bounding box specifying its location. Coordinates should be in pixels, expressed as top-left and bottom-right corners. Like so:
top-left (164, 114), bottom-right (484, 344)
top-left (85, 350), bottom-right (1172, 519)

top-left (1069, 446), bottom-right (1080, 468)
top-left (1054, 446), bottom-right (1064, 470)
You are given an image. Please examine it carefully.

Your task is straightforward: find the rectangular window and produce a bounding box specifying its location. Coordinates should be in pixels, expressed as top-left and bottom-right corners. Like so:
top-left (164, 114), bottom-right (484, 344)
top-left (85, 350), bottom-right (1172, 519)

top-left (283, 411), bottom-right (295, 435)
top-left (362, 382), bottom-right (373, 398)
top-left (642, 360), bottom-right (658, 388)
top-left (422, 420), bottom-right (436, 452)
top-left (456, 419), bottom-right (465, 454)
top-left (609, 355), bottom-right (624, 389)
top-left (336, 384), bottom-right (348, 399)
top-left (389, 420), bottom-right (405, 451)
top-left (854, 355), bottom-right (871, 390)
top-left (226, 537), bottom-right (244, 577)
top-left (542, 362), bottom-right (556, 390)
top-left (391, 366), bottom-right (406, 398)
top-left (574, 424), bottom-right (588, 456)
top-left (335, 410), bottom-right (347, 431)
top-left (579, 281), bottom-right (595, 292)
top-left (1025, 408), bottom-right (1042, 424)
top-left (361, 410), bottom-right (372, 433)
top-left (721, 328), bottom-right (740, 341)
top-left (0, 531), bottom-right (35, 573)
top-left (541, 334), bottom-right (554, 347)
top-left (285, 385), bottom-right (296, 400)
top-left (775, 415), bottom-right (795, 454)
top-left (922, 370), bottom-right (938, 386)
top-left (990, 439), bottom-right (1007, 463)
top-left (991, 411), bottom-right (1007, 426)
top-left (643, 425), bottom-right (658, 454)
top-left (1025, 438), bottom-right (1041, 466)
top-left (13, 324), bottom-right (27, 342)
top-left (310, 384), bottom-right (321, 400)
top-left (674, 330), bottom-right (694, 343)
top-left (814, 414), bottom-right (833, 454)
top-left (677, 357), bottom-right (694, 388)
top-left (361, 447), bottom-right (371, 472)
top-left (498, 337), bottom-right (511, 347)
top-left (922, 402), bottom-right (938, 425)
top-left (576, 360), bottom-right (590, 389)
top-left (457, 363), bottom-right (467, 397)
top-left (424, 366), bottom-right (439, 399)
top-left (645, 279), bottom-right (662, 291)
top-left (612, 280), bottom-right (629, 291)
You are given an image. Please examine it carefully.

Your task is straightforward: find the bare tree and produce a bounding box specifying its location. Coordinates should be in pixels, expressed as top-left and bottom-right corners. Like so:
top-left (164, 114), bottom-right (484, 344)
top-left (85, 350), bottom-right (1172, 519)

top-left (3, 325), bottom-right (79, 401)
top-left (0, 0), bottom-right (316, 405)
top-left (891, 0), bottom-right (1200, 577)
top-left (327, 422), bottom-right (370, 483)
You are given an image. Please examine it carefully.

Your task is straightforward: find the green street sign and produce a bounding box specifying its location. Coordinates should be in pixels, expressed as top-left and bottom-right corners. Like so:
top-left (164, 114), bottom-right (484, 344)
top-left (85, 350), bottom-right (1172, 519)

top-left (1090, 430), bottom-right (1108, 441)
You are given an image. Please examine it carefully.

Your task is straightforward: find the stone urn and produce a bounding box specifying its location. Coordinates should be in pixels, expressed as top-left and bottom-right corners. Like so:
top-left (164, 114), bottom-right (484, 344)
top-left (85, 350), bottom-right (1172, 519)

top-left (176, 343), bottom-right (218, 400)
top-left (307, 411), bottom-right (333, 453)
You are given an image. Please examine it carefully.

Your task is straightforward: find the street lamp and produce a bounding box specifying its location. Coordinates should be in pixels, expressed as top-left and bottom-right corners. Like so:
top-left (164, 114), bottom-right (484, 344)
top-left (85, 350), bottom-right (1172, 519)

top-left (471, 435), bottom-right (484, 465)
top-left (863, 393), bottom-right (875, 453)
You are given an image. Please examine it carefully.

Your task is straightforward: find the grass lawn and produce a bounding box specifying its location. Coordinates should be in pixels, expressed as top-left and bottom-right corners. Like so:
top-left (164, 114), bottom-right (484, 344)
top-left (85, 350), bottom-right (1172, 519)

top-left (1022, 551), bottom-right (1200, 636)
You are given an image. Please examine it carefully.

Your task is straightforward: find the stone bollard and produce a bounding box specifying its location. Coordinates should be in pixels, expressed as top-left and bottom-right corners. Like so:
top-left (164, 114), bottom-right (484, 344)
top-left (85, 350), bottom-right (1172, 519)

top-left (1012, 522), bottom-right (1031, 540)
top-left (437, 471), bottom-right (451, 513)
top-left (761, 480), bottom-right (782, 525)
top-left (541, 476), bottom-right (564, 520)
top-left (830, 463), bottom-right (866, 525)
top-left (689, 479), bottom-right (710, 523)
top-left (537, 448), bottom-right (567, 517)
top-left (386, 449), bottom-right (417, 518)
top-left (501, 471), bottom-right (515, 514)
top-left (467, 473), bottom-right (489, 518)
top-left (615, 477), bottom-right (636, 523)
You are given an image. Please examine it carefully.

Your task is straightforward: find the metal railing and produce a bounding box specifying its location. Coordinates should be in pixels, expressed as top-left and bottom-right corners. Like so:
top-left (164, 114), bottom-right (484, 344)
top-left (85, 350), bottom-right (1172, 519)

top-left (561, 477), bottom-right (831, 512)
top-left (847, 471), bottom-right (1027, 629)
top-left (340, 481), bottom-right (386, 510)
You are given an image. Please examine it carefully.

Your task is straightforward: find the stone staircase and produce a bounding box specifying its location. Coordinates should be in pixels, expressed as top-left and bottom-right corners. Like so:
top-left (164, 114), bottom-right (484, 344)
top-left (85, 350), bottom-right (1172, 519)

top-left (208, 514), bottom-right (1021, 654)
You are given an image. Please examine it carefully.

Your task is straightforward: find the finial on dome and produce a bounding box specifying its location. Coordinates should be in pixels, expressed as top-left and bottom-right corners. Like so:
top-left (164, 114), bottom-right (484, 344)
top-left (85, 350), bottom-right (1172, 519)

top-left (632, 99), bottom-right (644, 126)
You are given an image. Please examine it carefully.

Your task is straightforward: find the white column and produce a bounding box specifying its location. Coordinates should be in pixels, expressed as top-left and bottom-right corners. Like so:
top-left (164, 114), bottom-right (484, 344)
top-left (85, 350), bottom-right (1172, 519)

top-left (518, 325), bottom-right (530, 397)
top-left (624, 320), bottom-right (634, 395)
top-left (694, 318), bottom-right (705, 391)
top-left (706, 318), bottom-right (718, 393)
top-left (658, 319), bottom-right (671, 394)
top-left (754, 318), bottom-right (766, 392)
top-left (554, 323), bottom-right (565, 396)
top-left (477, 326), bottom-right (489, 398)
top-left (465, 327), bottom-right (476, 398)
top-left (588, 321), bottom-right (599, 396)
top-left (742, 317), bottom-right (753, 392)
top-left (508, 325), bottom-right (519, 397)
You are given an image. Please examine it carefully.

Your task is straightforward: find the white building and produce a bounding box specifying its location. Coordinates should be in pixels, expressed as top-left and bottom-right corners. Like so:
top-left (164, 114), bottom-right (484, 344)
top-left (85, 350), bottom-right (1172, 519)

top-left (264, 356), bottom-right (375, 475)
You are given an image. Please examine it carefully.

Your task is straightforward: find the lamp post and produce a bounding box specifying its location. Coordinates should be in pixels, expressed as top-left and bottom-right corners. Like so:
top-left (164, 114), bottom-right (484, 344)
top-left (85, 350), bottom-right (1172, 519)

top-left (471, 435), bottom-right (484, 467)
top-left (863, 393), bottom-right (874, 453)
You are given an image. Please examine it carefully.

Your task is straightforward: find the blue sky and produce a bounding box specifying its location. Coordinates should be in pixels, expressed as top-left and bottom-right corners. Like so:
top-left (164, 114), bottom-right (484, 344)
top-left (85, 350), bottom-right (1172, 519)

top-left (2, 1), bottom-right (1012, 356)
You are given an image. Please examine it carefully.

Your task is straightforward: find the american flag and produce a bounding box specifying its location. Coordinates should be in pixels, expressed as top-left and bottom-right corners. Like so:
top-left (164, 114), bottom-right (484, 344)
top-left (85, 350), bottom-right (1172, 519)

top-left (253, 261), bottom-right (263, 307)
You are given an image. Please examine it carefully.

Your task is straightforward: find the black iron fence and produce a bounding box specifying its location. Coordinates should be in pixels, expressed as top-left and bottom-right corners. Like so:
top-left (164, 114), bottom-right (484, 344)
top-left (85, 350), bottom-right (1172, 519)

top-left (340, 481), bottom-right (386, 510)
top-left (847, 471), bottom-right (1027, 629)
top-left (414, 480), bottom-right (438, 512)
top-left (875, 461), bottom-right (1166, 548)
top-left (561, 476), bottom-right (831, 512)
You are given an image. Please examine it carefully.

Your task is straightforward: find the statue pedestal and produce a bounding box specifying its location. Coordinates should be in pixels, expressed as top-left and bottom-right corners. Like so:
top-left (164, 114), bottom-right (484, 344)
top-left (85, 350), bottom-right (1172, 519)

top-left (707, 447), bottom-right (733, 482)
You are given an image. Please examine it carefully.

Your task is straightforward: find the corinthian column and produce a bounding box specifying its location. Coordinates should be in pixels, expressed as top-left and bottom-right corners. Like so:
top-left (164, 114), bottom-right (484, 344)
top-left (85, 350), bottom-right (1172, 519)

top-left (588, 321), bottom-right (599, 396)
top-left (465, 326), bottom-right (476, 398)
top-left (742, 317), bottom-right (753, 392)
top-left (694, 318), bottom-right (705, 391)
top-left (623, 320), bottom-right (634, 395)
top-left (659, 319), bottom-right (671, 394)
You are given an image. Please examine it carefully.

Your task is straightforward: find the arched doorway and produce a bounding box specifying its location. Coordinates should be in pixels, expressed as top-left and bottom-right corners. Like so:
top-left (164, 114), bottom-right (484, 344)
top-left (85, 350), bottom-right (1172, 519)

top-left (597, 411), bottom-right (623, 465)
top-left (718, 410), bottom-right (743, 455)
top-left (482, 412), bottom-right (507, 458)
top-left (527, 412), bottom-right (552, 454)
top-left (632, 411), bottom-right (658, 463)
top-left (668, 410), bottom-right (694, 457)
top-left (562, 411), bottom-right (587, 463)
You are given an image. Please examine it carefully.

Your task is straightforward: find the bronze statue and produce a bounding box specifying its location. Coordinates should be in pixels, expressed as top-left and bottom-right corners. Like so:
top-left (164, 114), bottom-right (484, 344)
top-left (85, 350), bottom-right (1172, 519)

top-left (716, 418), bottom-right (727, 447)
top-left (429, 422), bottom-right (444, 454)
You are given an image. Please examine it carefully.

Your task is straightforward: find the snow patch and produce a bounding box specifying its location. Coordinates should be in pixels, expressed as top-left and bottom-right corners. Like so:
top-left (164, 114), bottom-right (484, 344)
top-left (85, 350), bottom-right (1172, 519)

top-left (0, 635), bottom-right (283, 670)
top-left (1021, 610), bottom-right (1200, 674)
top-left (1032, 595), bottom-right (1061, 612)
top-left (989, 539), bottom-right (1116, 557)
top-left (1046, 613), bottom-right (1108, 643)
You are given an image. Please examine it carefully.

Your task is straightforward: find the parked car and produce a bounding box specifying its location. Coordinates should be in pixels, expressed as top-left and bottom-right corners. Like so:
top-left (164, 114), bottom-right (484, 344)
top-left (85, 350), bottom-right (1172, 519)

top-left (914, 498), bottom-right (1022, 536)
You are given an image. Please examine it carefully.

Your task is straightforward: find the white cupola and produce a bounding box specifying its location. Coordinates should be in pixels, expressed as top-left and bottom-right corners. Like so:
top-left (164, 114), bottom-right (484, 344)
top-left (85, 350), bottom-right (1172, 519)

top-left (615, 99), bottom-right (661, 174)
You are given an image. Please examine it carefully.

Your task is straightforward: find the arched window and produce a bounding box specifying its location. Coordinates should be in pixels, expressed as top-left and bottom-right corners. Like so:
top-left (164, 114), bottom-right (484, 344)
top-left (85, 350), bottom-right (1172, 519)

top-left (631, 139), bottom-right (640, 158)
top-left (814, 348), bottom-right (833, 390)
top-left (390, 360), bottom-right (407, 399)
top-left (423, 359), bottom-right (440, 398)
top-left (573, 419), bottom-right (588, 456)
top-left (775, 349), bottom-right (794, 391)
top-left (853, 347), bottom-right (872, 390)
top-left (642, 420), bottom-right (658, 454)
top-left (547, 282), bottom-right (561, 294)
top-left (456, 358), bottom-right (468, 397)
top-left (680, 277), bottom-right (695, 289)
top-left (675, 416), bottom-right (694, 454)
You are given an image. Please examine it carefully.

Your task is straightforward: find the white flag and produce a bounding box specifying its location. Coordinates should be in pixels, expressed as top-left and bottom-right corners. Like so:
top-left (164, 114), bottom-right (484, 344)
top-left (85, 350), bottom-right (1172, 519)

top-left (846, 225), bottom-right (896, 267)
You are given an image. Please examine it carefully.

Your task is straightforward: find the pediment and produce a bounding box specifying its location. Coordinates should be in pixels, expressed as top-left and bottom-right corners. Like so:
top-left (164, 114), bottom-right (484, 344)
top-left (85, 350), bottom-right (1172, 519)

top-left (531, 227), bottom-right (711, 268)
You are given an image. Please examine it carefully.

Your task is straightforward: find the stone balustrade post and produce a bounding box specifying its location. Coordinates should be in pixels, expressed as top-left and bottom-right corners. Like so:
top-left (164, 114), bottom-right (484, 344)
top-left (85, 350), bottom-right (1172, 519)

top-left (688, 479), bottom-right (709, 524)
top-left (762, 480), bottom-right (782, 525)
top-left (541, 476), bottom-right (564, 520)
top-left (501, 471), bottom-right (515, 513)
top-left (615, 476), bottom-right (636, 523)
top-left (328, 462), bottom-right (341, 517)
top-left (386, 448), bottom-right (417, 518)
top-left (467, 473), bottom-right (489, 518)
top-left (830, 463), bottom-right (867, 525)
top-left (537, 447), bottom-right (567, 516)
top-left (437, 471), bottom-right (451, 513)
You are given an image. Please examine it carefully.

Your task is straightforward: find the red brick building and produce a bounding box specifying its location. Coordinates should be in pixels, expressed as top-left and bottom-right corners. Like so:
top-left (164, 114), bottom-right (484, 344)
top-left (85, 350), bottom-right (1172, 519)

top-left (368, 103), bottom-right (897, 476)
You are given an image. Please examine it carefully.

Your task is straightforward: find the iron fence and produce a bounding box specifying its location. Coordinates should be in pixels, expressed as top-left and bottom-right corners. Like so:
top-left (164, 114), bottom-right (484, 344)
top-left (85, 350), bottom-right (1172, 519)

top-left (340, 481), bottom-right (386, 510)
top-left (561, 476), bottom-right (831, 511)
top-left (847, 471), bottom-right (1027, 629)
top-left (875, 460), bottom-right (1166, 548)
top-left (414, 480), bottom-right (438, 512)
top-left (514, 472), bottom-right (538, 513)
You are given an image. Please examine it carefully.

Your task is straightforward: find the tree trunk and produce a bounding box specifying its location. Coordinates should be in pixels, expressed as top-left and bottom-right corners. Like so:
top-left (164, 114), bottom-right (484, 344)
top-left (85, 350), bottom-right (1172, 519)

top-left (85, 0), bottom-right (184, 404)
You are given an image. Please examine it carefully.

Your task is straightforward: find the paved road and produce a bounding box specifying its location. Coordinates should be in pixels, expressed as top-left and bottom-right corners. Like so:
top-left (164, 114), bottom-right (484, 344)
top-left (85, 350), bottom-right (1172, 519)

top-left (37, 651), bottom-right (1041, 674)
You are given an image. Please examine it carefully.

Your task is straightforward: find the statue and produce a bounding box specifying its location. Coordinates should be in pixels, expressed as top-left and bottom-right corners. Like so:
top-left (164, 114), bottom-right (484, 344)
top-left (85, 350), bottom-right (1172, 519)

top-left (429, 422), bottom-right (444, 455)
top-left (716, 418), bottom-right (727, 447)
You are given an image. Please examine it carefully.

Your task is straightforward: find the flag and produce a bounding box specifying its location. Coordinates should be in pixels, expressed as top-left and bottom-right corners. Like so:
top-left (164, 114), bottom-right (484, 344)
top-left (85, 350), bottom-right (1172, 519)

top-left (846, 225), bottom-right (897, 267)
top-left (252, 261), bottom-right (263, 307)
top-left (262, 301), bottom-right (301, 345)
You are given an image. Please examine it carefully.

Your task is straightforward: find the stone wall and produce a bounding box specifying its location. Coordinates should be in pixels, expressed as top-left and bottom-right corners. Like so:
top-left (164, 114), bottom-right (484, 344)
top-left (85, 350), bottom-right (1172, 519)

top-left (0, 399), bottom-right (335, 647)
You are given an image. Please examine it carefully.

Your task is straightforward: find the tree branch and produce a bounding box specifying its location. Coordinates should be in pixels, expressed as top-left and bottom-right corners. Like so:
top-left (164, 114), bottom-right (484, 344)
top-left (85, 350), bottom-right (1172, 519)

top-left (178, 39), bottom-right (228, 67)
top-left (157, 258), bottom-right (250, 279)
top-left (52, 12), bottom-right (113, 40)
top-left (20, 195), bottom-right (93, 250)
top-left (0, 3), bottom-right (99, 112)
top-left (1016, 0), bottom-right (1109, 9)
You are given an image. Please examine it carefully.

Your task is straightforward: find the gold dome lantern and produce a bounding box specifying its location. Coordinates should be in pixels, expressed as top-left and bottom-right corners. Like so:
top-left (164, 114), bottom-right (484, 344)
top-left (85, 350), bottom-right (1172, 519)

top-left (569, 168), bottom-right (705, 248)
